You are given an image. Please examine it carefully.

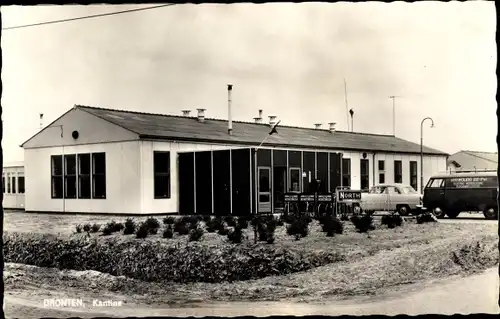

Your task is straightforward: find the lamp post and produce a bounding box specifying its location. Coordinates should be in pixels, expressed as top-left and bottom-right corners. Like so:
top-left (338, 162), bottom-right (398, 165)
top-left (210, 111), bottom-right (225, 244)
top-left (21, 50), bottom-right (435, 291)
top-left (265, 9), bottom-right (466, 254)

top-left (420, 117), bottom-right (434, 193)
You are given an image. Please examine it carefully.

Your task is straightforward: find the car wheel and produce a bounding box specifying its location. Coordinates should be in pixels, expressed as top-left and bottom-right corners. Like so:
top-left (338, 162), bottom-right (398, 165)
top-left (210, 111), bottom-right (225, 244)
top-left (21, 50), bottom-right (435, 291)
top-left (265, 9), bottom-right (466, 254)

top-left (431, 207), bottom-right (446, 219)
top-left (397, 205), bottom-right (410, 216)
top-left (483, 207), bottom-right (498, 220)
top-left (447, 211), bottom-right (460, 219)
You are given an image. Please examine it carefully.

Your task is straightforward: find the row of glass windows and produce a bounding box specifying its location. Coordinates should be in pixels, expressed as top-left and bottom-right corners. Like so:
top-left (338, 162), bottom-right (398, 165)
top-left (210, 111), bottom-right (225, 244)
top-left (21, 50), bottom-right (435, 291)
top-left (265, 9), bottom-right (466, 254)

top-left (2, 173), bottom-right (25, 194)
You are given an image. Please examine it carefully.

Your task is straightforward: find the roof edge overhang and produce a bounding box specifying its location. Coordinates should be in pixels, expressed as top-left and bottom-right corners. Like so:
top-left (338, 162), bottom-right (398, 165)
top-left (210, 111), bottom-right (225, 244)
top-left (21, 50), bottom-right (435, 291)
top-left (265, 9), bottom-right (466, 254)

top-left (138, 134), bottom-right (449, 157)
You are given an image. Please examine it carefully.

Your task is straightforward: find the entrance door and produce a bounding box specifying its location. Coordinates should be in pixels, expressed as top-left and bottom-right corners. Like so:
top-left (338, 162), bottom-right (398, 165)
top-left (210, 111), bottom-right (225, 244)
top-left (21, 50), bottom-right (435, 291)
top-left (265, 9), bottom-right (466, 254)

top-left (258, 167), bottom-right (272, 213)
top-left (273, 167), bottom-right (287, 212)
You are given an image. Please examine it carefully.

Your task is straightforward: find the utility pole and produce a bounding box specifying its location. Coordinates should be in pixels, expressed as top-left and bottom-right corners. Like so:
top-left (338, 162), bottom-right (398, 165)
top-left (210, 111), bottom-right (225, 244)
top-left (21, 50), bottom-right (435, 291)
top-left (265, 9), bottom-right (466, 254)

top-left (389, 95), bottom-right (402, 136)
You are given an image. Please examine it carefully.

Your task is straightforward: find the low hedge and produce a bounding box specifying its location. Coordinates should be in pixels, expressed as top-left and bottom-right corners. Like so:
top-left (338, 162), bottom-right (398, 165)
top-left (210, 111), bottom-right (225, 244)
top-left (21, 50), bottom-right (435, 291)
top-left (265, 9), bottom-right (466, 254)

top-left (3, 232), bottom-right (344, 284)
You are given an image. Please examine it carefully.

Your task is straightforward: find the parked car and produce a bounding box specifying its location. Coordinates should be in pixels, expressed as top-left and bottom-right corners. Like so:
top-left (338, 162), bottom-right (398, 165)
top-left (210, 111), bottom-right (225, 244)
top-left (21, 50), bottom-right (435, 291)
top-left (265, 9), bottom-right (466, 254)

top-left (422, 171), bottom-right (498, 220)
top-left (360, 183), bottom-right (422, 216)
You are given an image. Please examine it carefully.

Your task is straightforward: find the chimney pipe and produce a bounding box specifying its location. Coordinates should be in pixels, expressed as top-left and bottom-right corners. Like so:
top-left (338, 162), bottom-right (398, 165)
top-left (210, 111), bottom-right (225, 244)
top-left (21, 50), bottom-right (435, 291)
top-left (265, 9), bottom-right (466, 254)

top-left (328, 122), bottom-right (336, 133)
top-left (314, 123), bottom-right (322, 129)
top-left (254, 117), bottom-right (262, 123)
top-left (268, 115), bottom-right (277, 126)
top-left (258, 109), bottom-right (263, 118)
top-left (39, 113), bottom-right (44, 130)
top-left (196, 108), bottom-right (206, 122)
top-left (349, 109), bottom-right (354, 132)
top-left (227, 84), bottom-right (233, 135)
top-left (182, 110), bottom-right (191, 116)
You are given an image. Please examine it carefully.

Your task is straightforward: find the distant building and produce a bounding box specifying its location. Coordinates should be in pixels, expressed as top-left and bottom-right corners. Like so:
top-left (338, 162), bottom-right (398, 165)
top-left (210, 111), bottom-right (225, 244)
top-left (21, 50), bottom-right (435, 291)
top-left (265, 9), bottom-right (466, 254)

top-left (20, 104), bottom-right (448, 215)
top-left (2, 161), bottom-right (25, 210)
top-left (447, 150), bottom-right (497, 173)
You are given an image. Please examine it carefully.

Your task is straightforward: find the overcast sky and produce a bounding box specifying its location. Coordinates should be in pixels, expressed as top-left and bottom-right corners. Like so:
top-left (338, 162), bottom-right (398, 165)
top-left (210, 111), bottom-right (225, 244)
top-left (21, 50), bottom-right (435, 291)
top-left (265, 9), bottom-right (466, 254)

top-left (1, 2), bottom-right (497, 163)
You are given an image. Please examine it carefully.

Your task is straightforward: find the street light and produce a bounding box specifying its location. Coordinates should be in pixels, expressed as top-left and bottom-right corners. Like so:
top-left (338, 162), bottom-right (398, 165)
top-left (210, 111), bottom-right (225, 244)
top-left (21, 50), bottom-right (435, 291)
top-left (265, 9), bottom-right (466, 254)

top-left (420, 117), bottom-right (434, 193)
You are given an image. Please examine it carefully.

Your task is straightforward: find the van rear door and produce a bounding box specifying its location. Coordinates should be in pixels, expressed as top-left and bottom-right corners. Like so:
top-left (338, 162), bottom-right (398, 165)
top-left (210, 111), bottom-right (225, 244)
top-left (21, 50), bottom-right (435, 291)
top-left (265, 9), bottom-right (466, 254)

top-left (423, 178), bottom-right (445, 211)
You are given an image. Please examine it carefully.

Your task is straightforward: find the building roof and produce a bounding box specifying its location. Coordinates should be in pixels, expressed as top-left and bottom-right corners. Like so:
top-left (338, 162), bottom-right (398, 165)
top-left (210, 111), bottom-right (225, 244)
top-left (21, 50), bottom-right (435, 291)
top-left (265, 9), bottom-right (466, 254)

top-left (447, 150), bottom-right (498, 171)
top-left (74, 105), bottom-right (447, 156)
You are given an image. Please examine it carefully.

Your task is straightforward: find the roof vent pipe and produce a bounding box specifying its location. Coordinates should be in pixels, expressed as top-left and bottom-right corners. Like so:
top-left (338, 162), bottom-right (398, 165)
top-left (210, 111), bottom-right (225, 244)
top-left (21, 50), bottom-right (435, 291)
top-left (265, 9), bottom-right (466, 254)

top-left (314, 123), bottom-right (322, 129)
top-left (328, 122), bottom-right (336, 133)
top-left (227, 84), bottom-right (233, 135)
top-left (254, 117), bottom-right (262, 123)
top-left (259, 109), bottom-right (263, 118)
top-left (39, 113), bottom-right (44, 130)
top-left (182, 110), bottom-right (191, 116)
top-left (196, 108), bottom-right (206, 122)
top-left (268, 115), bottom-right (277, 127)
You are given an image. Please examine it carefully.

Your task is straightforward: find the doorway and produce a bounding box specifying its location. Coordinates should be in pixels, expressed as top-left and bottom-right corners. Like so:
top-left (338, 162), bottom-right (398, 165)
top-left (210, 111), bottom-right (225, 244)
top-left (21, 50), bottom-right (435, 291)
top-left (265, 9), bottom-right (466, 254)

top-left (258, 167), bottom-right (271, 213)
top-left (273, 167), bottom-right (287, 212)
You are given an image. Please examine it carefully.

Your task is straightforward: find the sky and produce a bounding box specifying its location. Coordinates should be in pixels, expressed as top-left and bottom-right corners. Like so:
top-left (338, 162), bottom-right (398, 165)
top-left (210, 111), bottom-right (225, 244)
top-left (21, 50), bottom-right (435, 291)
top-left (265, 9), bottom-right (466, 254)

top-left (1, 2), bottom-right (497, 163)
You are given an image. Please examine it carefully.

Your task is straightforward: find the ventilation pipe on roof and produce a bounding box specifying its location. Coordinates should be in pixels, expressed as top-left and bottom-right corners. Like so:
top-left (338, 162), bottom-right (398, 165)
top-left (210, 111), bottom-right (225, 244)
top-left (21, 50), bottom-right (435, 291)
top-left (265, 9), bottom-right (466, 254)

top-left (268, 115), bottom-right (277, 127)
top-left (39, 113), bottom-right (44, 130)
top-left (314, 123), bottom-right (322, 129)
top-left (328, 122), bottom-right (336, 133)
top-left (196, 108), bottom-right (206, 122)
top-left (182, 110), bottom-right (191, 116)
top-left (254, 109), bottom-right (263, 123)
top-left (227, 84), bottom-right (233, 135)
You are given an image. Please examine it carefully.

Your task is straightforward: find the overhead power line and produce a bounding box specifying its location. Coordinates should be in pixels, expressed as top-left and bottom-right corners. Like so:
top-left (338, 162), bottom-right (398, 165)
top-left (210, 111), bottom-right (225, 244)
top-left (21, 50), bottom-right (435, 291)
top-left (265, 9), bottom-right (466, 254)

top-left (2, 4), bottom-right (175, 30)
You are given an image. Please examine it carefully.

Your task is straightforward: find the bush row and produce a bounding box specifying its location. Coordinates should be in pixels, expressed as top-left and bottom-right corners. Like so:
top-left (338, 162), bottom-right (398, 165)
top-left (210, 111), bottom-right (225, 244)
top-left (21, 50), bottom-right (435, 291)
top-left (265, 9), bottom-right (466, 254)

top-left (3, 232), bottom-right (344, 284)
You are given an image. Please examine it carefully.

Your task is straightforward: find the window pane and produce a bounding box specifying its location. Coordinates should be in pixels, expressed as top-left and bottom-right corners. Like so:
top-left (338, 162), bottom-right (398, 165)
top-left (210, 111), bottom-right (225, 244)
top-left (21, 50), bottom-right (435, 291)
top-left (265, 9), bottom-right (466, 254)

top-left (259, 169), bottom-right (270, 193)
top-left (342, 175), bottom-right (351, 187)
top-left (65, 176), bottom-right (77, 198)
top-left (6, 174), bottom-right (11, 193)
top-left (65, 155), bottom-right (77, 175)
top-left (153, 152), bottom-right (170, 174)
top-left (78, 175), bottom-right (91, 199)
top-left (361, 176), bottom-right (369, 190)
top-left (18, 176), bottom-right (25, 194)
top-left (52, 176), bottom-right (63, 198)
top-left (378, 160), bottom-right (385, 171)
top-left (78, 154), bottom-right (91, 175)
top-left (360, 159), bottom-right (369, 175)
top-left (379, 173), bottom-right (385, 184)
top-left (290, 169), bottom-right (300, 192)
top-left (154, 174), bottom-right (170, 198)
top-left (52, 156), bottom-right (63, 175)
top-left (12, 177), bottom-right (16, 194)
top-left (342, 158), bottom-right (350, 172)
top-left (92, 153), bottom-right (106, 175)
top-left (2, 177), bottom-right (5, 193)
top-left (93, 174), bottom-right (106, 198)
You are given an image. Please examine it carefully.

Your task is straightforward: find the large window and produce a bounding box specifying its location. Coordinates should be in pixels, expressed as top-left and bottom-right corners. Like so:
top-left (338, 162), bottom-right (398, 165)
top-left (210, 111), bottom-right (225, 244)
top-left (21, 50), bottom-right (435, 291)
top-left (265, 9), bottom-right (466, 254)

top-left (2, 175), bottom-right (5, 193)
top-left (18, 174), bottom-right (25, 194)
top-left (78, 154), bottom-right (91, 199)
top-left (11, 174), bottom-right (17, 194)
top-left (153, 151), bottom-right (171, 198)
top-left (409, 161), bottom-right (418, 190)
top-left (378, 160), bottom-right (385, 184)
top-left (64, 155), bottom-right (77, 199)
top-left (51, 155), bottom-right (64, 198)
top-left (6, 173), bottom-right (11, 193)
top-left (92, 152), bottom-right (107, 199)
top-left (360, 159), bottom-right (369, 191)
top-left (342, 158), bottom-right (351, 187)
top-left (394, 160), bottom-right (402, 183)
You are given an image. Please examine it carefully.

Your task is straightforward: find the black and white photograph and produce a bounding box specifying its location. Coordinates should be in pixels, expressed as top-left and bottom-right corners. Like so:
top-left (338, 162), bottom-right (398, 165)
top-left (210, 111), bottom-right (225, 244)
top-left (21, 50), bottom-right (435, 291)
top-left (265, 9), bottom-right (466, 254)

top-left (1, 1), bottom-right (498, 318)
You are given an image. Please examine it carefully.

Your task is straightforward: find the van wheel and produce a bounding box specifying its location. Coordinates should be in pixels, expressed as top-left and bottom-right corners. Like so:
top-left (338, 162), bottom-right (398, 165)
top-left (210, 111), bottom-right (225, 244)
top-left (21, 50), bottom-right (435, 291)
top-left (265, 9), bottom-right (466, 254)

top-left (431, 207), bottom-right (446, 219)
top-left (396, 205), bottom-right (410, 216)
top-left (447, 211), bottom-right (460, 219)
top-left (483, 207), bottom-right (498, 220)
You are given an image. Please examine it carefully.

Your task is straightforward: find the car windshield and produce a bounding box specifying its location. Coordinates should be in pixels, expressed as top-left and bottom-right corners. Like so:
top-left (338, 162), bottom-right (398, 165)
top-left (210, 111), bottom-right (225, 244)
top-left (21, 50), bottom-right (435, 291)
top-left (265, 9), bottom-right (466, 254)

top-left (369, 186), bottom-right (385, 194)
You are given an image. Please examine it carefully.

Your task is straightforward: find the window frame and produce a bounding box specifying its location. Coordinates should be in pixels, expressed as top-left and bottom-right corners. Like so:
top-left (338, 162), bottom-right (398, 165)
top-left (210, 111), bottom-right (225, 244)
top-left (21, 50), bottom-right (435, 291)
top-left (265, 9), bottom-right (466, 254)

top-left (342, 158), bottom-right (351, 188)
top-left (64, 154), bottom-right (77, 199)
top-left (153, 151), bottom-right (171, 199)
top-left (92, 152), bottom-right (107, 199)
top-left (360, 159), bottom-right (369, 191)
top-left (394, 160), bottom-right (403, 183)
top-left (409, 161), bottom-right (418, 191)
top-left (51, 155), bottom-right (64, 199)
top-left (18, 174), bottom-right (25, 194)
top-left (77, 153), bottom-right (92, 199)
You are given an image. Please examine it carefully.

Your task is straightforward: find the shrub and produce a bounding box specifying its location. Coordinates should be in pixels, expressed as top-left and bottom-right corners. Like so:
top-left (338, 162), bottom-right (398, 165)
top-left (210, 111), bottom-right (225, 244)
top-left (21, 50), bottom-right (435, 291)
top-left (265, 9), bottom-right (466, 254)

top-left (123, 218), bottom-right (136, 235)
top-left (163, 225), bottom-right (174, 238)
top-left (3, 232), bottom-right (345, 284)
top-left (181, 216), bottom-right (199, 225)
top-left (189, 227), bottom-right (204, 242)
top-left (266, 232), bottom-right (275, 244)
top-left (417, 212), bottom-right (438, 224)
top-left (75, 224), bottom-right (83, 233)
top-left (236, 217), bottom-right (249, 229)
top-left (163, 217), bottom-right (176, 225)
top-left (91, 223), bottom-right (101, 233)
top-left (136, 222), bottom-right (149, 239)
top-left (322, 215), bottom-right (344, 236)
top-left (82, 223), bottom-right (91, 232)
top-left (175, 223), bottom-right (190, 235)
top-left (202, 215), bottom-right (212, 224)
top-left (188, 221), bottom-right (200, 231)
top-left (381, 214), bottom-right (404, 229)
top-left (102, 225), bottom-right (113, 236)
top-left (149, 227), bottom-right (158, 235)
top-left (227, 227), bottom-right (244, 244)
top-left (286, 216), bottom-right (309, 239)
top-left (145, 217), bottom-right (160, 230)
top-left (224, 216), bottom-right (237, 227)
top-left (350, 215), bottom-right (375, 233)
top-left (218, 225), bottom-right (229, 236)
top-left (206, 218), bottom-right (218, 233)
